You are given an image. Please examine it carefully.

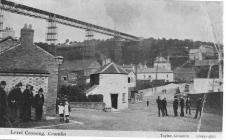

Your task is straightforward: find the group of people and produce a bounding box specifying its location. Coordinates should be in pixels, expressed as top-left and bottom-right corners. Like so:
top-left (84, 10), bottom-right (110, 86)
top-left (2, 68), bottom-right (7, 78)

top-left (0, 81), bottom-right (45, 127)
top-left (155, 95), bottom-right (203, 119)
top-left (56, 98), bottom-right (71, 123)
top-left (156, 97), bottom-right (168, 117)
top-left (172, 96), bottom-right (191, 117)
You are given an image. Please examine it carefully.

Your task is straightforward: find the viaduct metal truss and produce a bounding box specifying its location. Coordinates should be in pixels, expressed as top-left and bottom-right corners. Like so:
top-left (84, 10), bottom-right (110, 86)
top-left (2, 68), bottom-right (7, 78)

top-left (0, 0), bottom-right (140, 41)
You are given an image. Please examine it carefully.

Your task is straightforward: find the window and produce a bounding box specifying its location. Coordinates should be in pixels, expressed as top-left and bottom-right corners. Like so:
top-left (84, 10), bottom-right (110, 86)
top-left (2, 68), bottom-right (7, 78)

top-left (122, 93), bottom-right (126, 103)
top-left (61, 76), bottom-right (67, 81)
top-left (128, 77), bottom-right (131, 83)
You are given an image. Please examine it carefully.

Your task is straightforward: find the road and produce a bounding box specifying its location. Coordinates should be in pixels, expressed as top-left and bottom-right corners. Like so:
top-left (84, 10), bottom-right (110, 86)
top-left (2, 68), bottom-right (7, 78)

top-left (20, 101), bottom-right (222, 132)
top-left (18, 85), bottom-right (222, 131)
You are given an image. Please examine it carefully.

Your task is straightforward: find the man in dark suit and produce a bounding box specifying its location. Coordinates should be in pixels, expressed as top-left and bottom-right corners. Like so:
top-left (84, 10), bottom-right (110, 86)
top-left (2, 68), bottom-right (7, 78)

top-left (173, 97), bottom-right (179, 116)
top-left (162, 97), bottom-right (168, 116)
top-left (180, 97), bottom-right (185, 117)
top-left (22, 84), bottom-right (33, 122)
top-left (0, 81), bottom-right (8, 127)
top-left (8, 82), bottom-right (23, 123)
top-left (34, 88), bottom-right (44, 121)
top-left (194, 97), bottom-right (203, 119)
top-left (156, 96), bottom-right (163, 117)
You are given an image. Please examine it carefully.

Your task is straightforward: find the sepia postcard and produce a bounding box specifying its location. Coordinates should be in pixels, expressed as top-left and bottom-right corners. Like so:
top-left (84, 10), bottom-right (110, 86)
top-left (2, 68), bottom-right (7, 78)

top-left (0, 0), bottom-right (224, 139)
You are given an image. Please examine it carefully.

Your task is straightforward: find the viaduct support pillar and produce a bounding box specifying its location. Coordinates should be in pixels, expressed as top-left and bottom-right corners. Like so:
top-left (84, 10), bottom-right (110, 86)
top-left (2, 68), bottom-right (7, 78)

top-left (46, 15), bottom-right (57, 45)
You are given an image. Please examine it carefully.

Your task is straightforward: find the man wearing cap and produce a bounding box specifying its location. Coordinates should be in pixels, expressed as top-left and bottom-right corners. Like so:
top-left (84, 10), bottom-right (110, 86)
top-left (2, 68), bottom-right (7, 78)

top-left (194, 97), bottom-right (203, 119)
top-left (34, 88), bottom-right (44, 121)
top-left (173, 96), bottom-right (179, 117)
top-left (180, 97), bottom-right (185, 117)
top-left (156, 96), bottom-right (163, 117)
top-left (0, 81), bottom-right (8, 127)
top-left (8, 82), bottom-right (23, 123)
top-left (22, 84), bottom-right (33, 122)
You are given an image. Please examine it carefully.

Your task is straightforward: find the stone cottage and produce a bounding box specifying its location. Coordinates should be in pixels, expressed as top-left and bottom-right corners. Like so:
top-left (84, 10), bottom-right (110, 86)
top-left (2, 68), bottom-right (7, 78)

top-left (0, 24), bottom-right (58, 115)
top-left (60, 59), bottom-right (101, 86)
top-left (86, 62), bottom-right (128, 110)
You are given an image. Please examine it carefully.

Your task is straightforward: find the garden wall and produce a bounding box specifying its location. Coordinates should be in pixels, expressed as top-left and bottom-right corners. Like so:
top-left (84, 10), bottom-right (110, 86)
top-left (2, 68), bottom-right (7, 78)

top-left (188, 92), bottom-right (223, 115)
top-left (70, 102), bottom-right (105, 110)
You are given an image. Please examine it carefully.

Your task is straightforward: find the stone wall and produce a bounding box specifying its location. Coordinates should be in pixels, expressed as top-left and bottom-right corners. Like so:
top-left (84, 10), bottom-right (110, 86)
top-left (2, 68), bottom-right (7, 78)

top-left (0, 74), bottom-right (48, 94)
top-left (70, 102), bottom-right (105, 110)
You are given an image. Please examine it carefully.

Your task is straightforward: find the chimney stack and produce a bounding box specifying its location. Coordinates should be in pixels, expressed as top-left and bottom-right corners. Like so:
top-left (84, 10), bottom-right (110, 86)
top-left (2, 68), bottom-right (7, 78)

top-left (20, 24), bottom-right (34, 47)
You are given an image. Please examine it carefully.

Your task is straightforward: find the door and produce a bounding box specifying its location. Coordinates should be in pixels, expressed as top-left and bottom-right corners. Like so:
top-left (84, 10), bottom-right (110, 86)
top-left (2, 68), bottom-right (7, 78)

top-left (111, 94), bottom-right (118, 109)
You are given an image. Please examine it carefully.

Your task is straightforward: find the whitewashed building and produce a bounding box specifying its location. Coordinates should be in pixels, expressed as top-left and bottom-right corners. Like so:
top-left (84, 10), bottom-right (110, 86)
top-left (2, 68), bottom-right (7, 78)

top-left (122, 64), bottom-right (136, 89)
top-left (189, 45), bottom-right (218, 61)
top-left (127, 71), bottom-right (136, 88)
top-left (193, 78), bottom-right (222, 93)
top-left (86, 62), bottom-right (128, 110)
top-left (137, 56), bottom-right (174, 82)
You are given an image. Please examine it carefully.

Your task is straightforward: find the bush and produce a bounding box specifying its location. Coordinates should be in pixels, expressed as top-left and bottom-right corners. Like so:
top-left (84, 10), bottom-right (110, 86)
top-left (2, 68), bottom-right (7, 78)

top-left (59, 85), bottom-right (103, 102)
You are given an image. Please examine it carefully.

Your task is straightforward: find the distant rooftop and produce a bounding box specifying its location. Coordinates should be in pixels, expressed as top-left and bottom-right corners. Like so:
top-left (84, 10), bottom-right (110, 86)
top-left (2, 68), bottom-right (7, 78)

top-left (137, 67), bottom-right (173, 73)
top-left (95, 62), bottom-right (128, 74)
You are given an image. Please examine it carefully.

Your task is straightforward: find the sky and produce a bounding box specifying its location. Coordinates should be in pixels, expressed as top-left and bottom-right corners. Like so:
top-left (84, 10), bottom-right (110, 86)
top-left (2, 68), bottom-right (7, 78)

top-left (3, 0), bottom-right (223, 43)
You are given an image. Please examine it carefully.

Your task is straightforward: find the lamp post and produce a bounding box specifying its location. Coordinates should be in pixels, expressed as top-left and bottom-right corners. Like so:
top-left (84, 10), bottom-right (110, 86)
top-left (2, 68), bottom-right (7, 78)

top-left (55, 56), bottom-right (64, 98)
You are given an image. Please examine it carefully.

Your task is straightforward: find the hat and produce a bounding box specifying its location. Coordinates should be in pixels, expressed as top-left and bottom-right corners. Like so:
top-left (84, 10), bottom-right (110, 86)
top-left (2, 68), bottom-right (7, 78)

top-left (26, 84), bottom-right (32, 88)
top-left (38, 88), bottom-right (43, 92)
top-left (0, 81), bottom-right (6, 85)
top-left (17, 82), bottom-right (22, 87)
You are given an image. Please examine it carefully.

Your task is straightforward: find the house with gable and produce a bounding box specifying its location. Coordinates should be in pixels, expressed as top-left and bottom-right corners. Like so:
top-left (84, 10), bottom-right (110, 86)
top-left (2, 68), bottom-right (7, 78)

top-left (137, 56), bottom-right (174, 82)
top-left (0, 36), bottom-right (19, 53)
top-left (0, 24), bottom-right (58, 116)
top-left (60, 59), bottom-right (101, 85)
top-left (86, 62), bottom-right (129, 110)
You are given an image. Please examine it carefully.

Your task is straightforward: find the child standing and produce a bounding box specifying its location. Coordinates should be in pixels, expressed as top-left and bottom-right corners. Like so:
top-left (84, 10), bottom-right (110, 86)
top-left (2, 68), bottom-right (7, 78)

top-left (58, 101), bottom-right (64, 122)
top-left (64, 101), bottom-right (71, 123)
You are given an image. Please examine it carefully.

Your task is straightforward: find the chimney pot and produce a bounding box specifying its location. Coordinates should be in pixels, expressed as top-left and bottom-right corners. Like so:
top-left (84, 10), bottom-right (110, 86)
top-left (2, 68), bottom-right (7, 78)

top-left (29, 24), bottom-right (32, 29)
top-left (24, 24), bottom-right (28, 29)
top-left (20, 24), bottom-right (34, 48)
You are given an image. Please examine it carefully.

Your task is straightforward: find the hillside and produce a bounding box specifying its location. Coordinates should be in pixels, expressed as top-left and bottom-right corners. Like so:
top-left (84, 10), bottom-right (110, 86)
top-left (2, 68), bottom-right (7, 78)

top-left (35, 38), bottom-right (218, 70)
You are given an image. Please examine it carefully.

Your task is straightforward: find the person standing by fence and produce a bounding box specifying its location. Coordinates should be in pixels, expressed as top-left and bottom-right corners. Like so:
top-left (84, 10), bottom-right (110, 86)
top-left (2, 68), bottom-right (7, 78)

top-left (194, 97), bottom-right (203, 119)
top-left (180, 97), bottom-right (185, 117)
top-left (186, 97), bottom-right (191, 115)
top-left (173, 97), bottom-right (179, 116)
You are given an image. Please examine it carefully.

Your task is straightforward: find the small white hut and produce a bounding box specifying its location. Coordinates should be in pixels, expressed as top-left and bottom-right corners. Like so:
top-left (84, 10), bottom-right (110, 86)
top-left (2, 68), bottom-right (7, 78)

top-left (86, 62), bottom-right (128, 110)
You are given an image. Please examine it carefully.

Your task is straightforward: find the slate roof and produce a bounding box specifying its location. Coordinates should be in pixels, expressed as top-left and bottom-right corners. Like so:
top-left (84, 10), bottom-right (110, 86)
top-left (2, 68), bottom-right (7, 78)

top-left (155, 56), bottom-right (168, 62)
top-left (95, 62), bottom-right (128, 74)
top-left (0, 42), bottom-right (54, 74)
top-left (61, 59), bottom-right (101, 72)
top-left (0, 36), bottom-right (20, 54)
